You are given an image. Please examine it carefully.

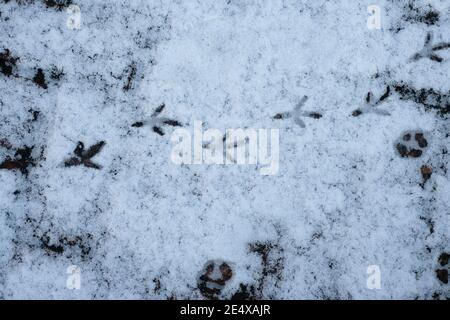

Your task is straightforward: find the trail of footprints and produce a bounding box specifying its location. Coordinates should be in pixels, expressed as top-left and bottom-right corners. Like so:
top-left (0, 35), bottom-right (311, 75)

top-left (0, 2), bottom-right (449, 299)
top-left (352, 86), bottom-right (391, 117)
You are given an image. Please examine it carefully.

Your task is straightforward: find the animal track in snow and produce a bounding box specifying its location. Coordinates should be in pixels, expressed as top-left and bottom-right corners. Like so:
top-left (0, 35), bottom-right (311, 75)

top-left (132, 103), bottom-right (182, 136)
top-left (273, 96), bottom-right (322, 128)
top-left (352, 86), bottom-right (391, 117)
top-left (0, 48), bottom-right (62, 89)
top-left (197, 260), bottom-right (233, 299)
top-left (395, 130), bottom-right (429, 158)
top-left (0, 49), bottom-right (19, 77)
top-left (410, 32), bottom-right (450, 63)
top-left (202, 133), bottom-right (248, 164)
top-left (64, 141), bottom-right (106, 170)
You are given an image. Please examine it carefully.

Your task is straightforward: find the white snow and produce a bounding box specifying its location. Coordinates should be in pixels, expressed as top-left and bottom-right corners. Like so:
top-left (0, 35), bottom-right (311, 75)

top-left (0, 0), bottom-right (449, 299)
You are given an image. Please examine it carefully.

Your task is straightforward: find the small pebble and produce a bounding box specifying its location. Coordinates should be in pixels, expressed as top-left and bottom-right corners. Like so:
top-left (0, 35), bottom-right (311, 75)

top-left (420, 165), bottom-right (432, 182)
top-left (436, 269), bottom-right (448, 284)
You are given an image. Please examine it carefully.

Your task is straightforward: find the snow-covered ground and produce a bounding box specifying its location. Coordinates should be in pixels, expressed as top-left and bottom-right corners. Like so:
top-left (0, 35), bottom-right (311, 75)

top-left (0, 0), bottom-right (449, 299)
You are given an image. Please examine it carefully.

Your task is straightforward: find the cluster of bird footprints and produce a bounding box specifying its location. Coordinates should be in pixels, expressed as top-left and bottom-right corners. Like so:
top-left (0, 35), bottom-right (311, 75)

top-left (2, 128), bottom-right (432, 176)
top-left (1, 2), bottom-right (449, 299)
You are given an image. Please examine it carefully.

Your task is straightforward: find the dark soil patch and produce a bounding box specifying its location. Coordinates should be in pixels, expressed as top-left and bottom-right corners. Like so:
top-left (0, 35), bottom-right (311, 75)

top-left (438, 253), bottom-right (449, 267)
top-left (32, 68), bottom-right (47, 89)
top-left (230, 283), bottom-right (257, 300)
top-left (402, 3), bottom-right (440, 26)
top-left (394, 83), bottom-right (450, 117)
top-left (44, 0), bottom-right (72, 10)
top-left (249, 241), bottom-right (284, 298)
top-left (0, 145), bottom-right (36, 176)
top-left (40, 233), bottom-right (93, 260)
top-left (0, 138), bottom-right (12, 149)
top-left (0, 49), bottom-right (18, 77)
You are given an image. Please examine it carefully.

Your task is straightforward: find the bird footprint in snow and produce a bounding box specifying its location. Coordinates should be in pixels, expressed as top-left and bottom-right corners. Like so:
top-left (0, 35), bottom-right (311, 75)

top-left (352, 86), bottom-right (391, 117)
top-left (64, 141), bottom-right (106, 170)
top-left (411, 32), bottom-right (450, 63)
top-left (132, 103), bottom-right (182, 136)
top-left (273, 96), bottom-right (322, 128)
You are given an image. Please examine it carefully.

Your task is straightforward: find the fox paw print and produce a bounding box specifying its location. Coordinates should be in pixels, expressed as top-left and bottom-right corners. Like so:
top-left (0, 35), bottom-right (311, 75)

top-left (395, 130), bottom-right (429, 158)
top-left (198, 260), bottom-right (233, 299)
top-left (436, 252), bottom-right (449, 284)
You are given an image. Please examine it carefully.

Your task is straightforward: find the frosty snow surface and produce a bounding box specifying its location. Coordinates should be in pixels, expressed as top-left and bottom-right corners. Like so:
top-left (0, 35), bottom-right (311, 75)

top-left (0, 0), bottom-right (449, 299)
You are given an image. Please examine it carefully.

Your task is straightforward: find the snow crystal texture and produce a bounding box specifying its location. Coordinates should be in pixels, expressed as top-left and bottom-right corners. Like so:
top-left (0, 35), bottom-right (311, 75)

top-left (0, 0), bottom-right (449, 299)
